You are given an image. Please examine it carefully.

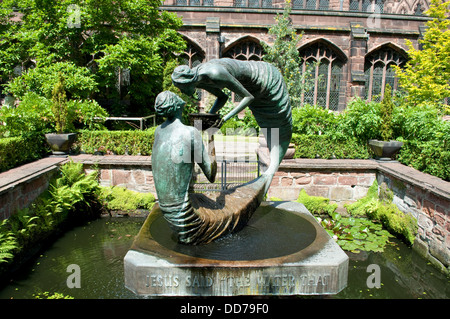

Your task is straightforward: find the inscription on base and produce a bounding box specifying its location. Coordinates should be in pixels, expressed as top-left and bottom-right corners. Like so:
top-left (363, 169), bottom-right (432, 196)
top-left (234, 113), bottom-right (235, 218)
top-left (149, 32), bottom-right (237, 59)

top-left (143, 272), bottom-right (332, 294)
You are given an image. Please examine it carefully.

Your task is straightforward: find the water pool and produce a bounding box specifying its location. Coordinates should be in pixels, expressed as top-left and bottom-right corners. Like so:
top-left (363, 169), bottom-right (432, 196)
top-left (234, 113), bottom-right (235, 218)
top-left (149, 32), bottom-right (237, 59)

top-left (0, 216), bottom-right (448, 299)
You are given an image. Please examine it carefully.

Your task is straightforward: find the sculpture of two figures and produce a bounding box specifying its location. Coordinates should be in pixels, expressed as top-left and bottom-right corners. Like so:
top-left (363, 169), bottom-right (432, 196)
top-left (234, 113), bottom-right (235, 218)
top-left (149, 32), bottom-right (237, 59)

top-left (152, 58), bottom-right (292, 245)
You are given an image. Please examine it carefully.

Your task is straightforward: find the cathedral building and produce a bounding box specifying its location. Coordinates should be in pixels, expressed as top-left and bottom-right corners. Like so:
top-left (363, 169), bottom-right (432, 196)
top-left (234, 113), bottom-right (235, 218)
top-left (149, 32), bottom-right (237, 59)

top-left (162, 0), bottom-right (431, 110)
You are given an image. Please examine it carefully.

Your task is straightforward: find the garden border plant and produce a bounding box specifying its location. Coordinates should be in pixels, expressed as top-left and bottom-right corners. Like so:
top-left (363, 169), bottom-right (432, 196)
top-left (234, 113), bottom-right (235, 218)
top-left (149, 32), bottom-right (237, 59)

top-left (0, 160), bottom-right (157, 281)
top-left (295, 189), bottom-right (395, 253)
top-left (0, 161), bottom-right (104, 278)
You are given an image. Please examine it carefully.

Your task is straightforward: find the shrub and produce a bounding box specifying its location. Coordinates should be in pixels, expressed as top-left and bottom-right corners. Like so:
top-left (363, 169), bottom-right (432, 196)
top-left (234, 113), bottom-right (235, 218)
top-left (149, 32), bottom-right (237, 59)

top-left (291, 104), bottom-right (339, 135)
top-left (345, 180), bottom-right (418, 246)
top-left (392, 104), bottom-right (448, 142)
top-left (100, 186), bottom-right (155, 212)
top-left (345, 179), bottom-right (379, 217)
top-left (0, 92), bottom-right (53, 137)
top-left (339, 97), bottom-right (382, 143)
top-left (396, 138), bottom-right (450, 181)
top-left (291, 133), bottom-right (371, 159)
top-left (379, 84), bottom-right (395, 141)
top-left (0, 91), bottom-right (108, 138)
top-left (296, 189), bottom-right (337, 215)
top-left (5, 62), bottom-right (98, 100)
top-left (0, 134), bottom-right (47, 172)
top-left (76, 127), bottom-right (156, 155)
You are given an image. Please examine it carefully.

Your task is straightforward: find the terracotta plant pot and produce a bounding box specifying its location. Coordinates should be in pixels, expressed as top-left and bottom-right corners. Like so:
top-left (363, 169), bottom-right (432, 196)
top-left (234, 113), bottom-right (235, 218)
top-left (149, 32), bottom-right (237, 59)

top-left (368, 139), bottom-right (403, 161)
top-left (45, 133), bottom-right (77, 155)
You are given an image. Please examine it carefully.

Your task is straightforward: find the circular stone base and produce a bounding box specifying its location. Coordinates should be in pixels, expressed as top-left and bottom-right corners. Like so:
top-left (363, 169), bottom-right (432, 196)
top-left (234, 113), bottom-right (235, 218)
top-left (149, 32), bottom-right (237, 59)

top-left (124, 201), bottom-right (348, 296)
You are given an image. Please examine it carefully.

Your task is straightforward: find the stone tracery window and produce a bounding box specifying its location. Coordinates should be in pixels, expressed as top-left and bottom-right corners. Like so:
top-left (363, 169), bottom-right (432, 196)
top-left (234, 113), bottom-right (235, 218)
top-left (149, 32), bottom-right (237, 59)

top-left (176, 0), bottom-right (214, 5)
top-left (233, 0), bottom-right (272, 7)
top-left (299, 42), bottom-right (345, 111)
top-left (349, 0), bottom-right (384, 13)
top-left (180, 42), bottom-right (205, 69)
top-left (292, 0), bottom-right (330, 10)
top-left (364, 47), bottom-right (406, 102)
top-left (180, 42), bottom-right (205, 100)
top-left (223, 40), bottom-right (264, 61)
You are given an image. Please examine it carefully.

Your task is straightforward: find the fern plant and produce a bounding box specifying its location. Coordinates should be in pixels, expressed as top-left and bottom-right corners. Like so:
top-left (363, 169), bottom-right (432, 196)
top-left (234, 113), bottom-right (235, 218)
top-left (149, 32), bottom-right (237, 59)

top-left (0, 220), bottom-right (18, 264)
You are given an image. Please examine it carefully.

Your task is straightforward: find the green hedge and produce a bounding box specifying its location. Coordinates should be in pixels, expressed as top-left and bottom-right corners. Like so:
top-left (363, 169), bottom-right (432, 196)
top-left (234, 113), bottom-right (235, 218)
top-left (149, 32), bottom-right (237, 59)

top-left (76, 127), bottom-right (156, 156)
top-left (291, 133), bottom-right (371, 159)
top-left (397, 138), bottom-right (450, 181)
top-left (0, 134), bottom-right (47, 172)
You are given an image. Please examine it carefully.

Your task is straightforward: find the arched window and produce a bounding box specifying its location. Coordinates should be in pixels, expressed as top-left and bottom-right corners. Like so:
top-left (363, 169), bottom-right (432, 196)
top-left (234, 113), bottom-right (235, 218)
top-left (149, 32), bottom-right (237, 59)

top-left (299, 42), bottom-right (345, 110)
top-left (176, 0), bottom-right (214, 5)
top-left (349, 0), bottom-right (384, 12)
top-left (180, 42), bottom-right (205, 69)
top-left (364, 47), bottom-right (407, 102)
top-left (223, 40), bottom-right (263, 61)
top-left (292, 0), bottom-right (329, 10)
top-left (233, 0), bottom-right (272, 7)
top-left (223, 39), bottom-right (264, 102)
top-left (180, 42), bottom-right (205, 100)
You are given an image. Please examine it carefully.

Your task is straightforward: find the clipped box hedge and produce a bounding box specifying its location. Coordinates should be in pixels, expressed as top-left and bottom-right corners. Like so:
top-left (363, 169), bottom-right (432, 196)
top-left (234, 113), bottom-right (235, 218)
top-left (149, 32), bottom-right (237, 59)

top-left (76, 127), bottom-right (156, 156)
top-left (0, 134), bottom-right (47, 172)
top-left (292, 133), bottom-right (371, 159)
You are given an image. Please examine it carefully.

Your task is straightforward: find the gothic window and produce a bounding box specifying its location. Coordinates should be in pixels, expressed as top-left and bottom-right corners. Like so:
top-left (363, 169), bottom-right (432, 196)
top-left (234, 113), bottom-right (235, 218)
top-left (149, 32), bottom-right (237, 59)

top-left (292, 0), bottom-right (304, 9)
top-left (176, 0), bottom-right (214, 5)
top-left (349, 0), bottom-right (384, 12)
top-left (364, 48), bottom-right (406, 102)
top-left (180, 43), bottom-right (204, 69)
top-left (180, 42), bottom-right (205, 99)
top-left (299, 43), bottom-right (345, 111)
top-left (292, 0), bottom-right (329, 10)
top-left (414, 1), bottom-right (425, 15)
top-left (223, 40), bottom-right (264, 61)
top-left (233, 0), bottom-right (272, 7)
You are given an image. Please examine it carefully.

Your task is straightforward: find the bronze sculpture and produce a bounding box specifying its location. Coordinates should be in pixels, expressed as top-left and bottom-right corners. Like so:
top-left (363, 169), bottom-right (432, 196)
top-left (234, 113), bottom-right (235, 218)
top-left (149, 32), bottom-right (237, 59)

top-left (172, 58), bottom-right (292, 191)
top-left (152, 59), bottom-right (292, 245)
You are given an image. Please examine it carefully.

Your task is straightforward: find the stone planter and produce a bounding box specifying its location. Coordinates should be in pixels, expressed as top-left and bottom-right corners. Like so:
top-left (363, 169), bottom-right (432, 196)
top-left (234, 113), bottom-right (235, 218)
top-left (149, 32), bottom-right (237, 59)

top-left (368, 139), bottom-right (403, 161)
top-left (45, 133), bottom-right (77, 155)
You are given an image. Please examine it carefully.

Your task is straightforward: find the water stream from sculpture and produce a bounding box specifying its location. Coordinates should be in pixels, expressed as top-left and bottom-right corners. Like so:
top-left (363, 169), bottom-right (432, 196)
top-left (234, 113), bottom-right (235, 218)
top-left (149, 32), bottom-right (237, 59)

top-left (152, 59), bottom-right (292, 245)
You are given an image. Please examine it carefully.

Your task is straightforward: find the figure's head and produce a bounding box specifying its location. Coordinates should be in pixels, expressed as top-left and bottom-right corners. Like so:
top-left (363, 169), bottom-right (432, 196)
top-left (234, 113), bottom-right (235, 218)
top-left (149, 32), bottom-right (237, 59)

top-left (171, 65), bottom-right (198, 96)
top-left (155, 91), bottom-right (186, 119)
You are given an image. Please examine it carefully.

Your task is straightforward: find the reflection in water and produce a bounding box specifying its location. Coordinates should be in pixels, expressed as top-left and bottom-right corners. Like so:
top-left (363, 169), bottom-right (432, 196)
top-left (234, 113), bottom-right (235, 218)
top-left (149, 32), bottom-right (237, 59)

top-left (0, 217), bottom-right (448, 299)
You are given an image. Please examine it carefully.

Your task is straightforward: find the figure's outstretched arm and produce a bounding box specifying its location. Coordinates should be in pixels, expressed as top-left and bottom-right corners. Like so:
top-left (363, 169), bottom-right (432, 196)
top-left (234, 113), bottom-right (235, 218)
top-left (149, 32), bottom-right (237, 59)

top-left (192, 127), bottom-right (217, 183)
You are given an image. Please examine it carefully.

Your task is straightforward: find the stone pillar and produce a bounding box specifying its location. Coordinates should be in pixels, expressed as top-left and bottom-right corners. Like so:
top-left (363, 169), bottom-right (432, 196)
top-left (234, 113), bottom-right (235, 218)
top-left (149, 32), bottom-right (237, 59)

top-left (348, 22), bottom-right (369, 100)
top-left (205, 17), bottom-right (221, 61)
top-left (201, 17), bottom-right (222, 110)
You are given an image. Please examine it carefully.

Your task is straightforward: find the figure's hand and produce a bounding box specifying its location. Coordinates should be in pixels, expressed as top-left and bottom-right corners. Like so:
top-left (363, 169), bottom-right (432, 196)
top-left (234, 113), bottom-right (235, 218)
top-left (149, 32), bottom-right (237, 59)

top-left (211, 117), bottom-right (224, 129)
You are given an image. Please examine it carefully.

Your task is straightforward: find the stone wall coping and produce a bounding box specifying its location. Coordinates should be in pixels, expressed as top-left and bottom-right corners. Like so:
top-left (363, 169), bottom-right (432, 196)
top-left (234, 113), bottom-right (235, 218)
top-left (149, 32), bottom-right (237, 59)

top-left (377, 162), bottom-right (450, 200)
top-left (279, 158), bottom-right (379, 171)
top-left (71, 154), bottom-right (152, 168)
top-left (1, 154), bottom-right (448, 203)
top-left (0, 157), bottom-right (66, 195)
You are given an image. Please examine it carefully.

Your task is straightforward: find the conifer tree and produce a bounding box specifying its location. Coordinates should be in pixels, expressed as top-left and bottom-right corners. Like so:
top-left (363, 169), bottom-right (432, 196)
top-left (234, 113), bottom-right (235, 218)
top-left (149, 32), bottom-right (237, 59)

top-left (262, 0), bottom-right (314, 107)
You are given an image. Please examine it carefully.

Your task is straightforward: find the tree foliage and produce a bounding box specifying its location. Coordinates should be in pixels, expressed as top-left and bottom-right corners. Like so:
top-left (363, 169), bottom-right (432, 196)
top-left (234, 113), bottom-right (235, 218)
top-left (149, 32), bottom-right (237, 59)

top-left (262, 0), bottom-right (314, 107)
top-left (0, 0), bottom-right (186, 114)
top-left (393, 0), bottom-right (450, 110)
